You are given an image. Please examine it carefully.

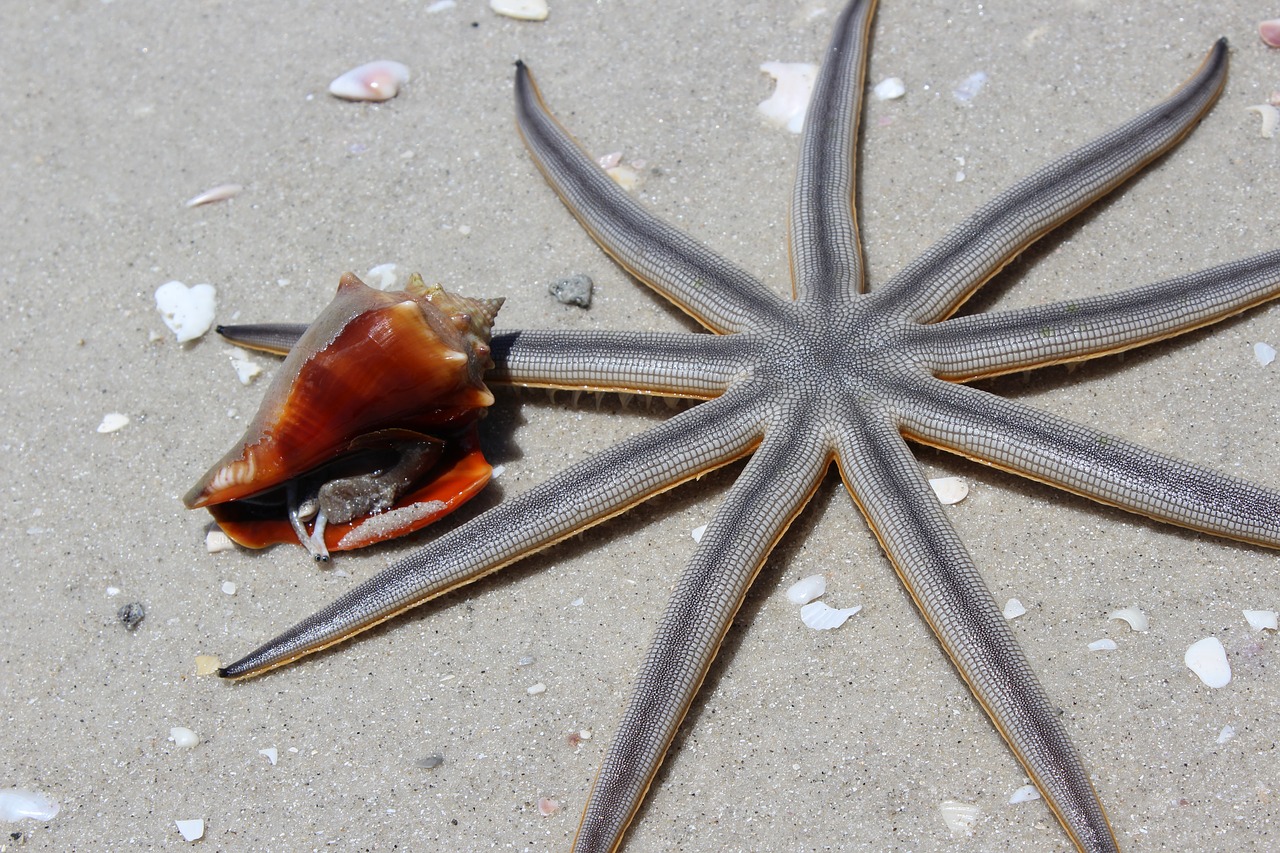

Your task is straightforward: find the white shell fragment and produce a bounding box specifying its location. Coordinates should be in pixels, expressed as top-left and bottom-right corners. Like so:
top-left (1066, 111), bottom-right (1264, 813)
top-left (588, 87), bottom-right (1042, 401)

top-left (929, 476), bottom-right (969, 505)
top-left (366, 263), bottom-right (400, 290)
top-left (1107, 606), bottom-right (1149, 632)
top-left (258, 747), bottom-right (278, 765)
top-left (952, 71), bottom-right (988, 103)
top-left (938, 800), bottom-right (980, 835)
top-left (175, 818), bottom-right (205, 842)
top-left (155, 281), bottom-right (217, 343)
top-left (786, 574), bottom-right (826, 605)
top-left (328, 61), bottom-right (410, 102)
top-left (1217, 724), bottom-right (1236, 745)
top-left (97, 412), bottom-right (130, 433)
top-left (1087, 638), bottom-right (1117, 652)
top-left (0, 788), bottom-right (60, 822)
top-left (1185, 637), bottom-right (1231, 688)
top-left (691, 524), bottom-right (707, 543)
top-left (205, 529), bottom-right (235, 553)
top-left (229, 350), bottom-right (262, 385)
top-left (184, 183), bottom-right (242, 208)
top-left (1002, 598), bottom-right (1027, 619)
top-left (1008, 784), bottom-right (1041, 804)
top-left (873, 77), bottom-right (905, 100)
top-left (169, 726), bottom-right (199, 749)
top-left (527, 682), bottom-right (547, 695)
top-left (221, 580), bottom-right (237, 595)
top-left (490, 0), bottom-right (549, 22)
top-left (800, 601), bottom-right (861, 630)
top-left (758, 62), bottom-right (818, 134)
top-left (1246, 104), bottom-right (1279, 139)
top-left (1254, 341), bottom-right (1277, 367)
top-left (1243, 609), bottom-right (1278, 631)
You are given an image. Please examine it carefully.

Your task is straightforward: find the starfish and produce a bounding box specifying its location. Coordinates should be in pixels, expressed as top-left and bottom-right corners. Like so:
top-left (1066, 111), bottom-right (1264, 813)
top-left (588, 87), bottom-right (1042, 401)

top-left (216, 0), bottom-right (1280, 849)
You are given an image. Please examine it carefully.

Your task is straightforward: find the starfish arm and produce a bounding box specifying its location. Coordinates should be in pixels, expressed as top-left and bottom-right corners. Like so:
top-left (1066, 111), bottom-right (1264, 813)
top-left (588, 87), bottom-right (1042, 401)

top-left (833, 415), bottom-right (1118, 853)
top-left (873, 39), bottom-right (1228, 324)
top-left (218, 388), bottom-right (767, 679)
top-left (901, 379), bottom-right (1280, 547)
top-left (215, 322), bottom-right (309, 355)
top-left (918, 250), bottom-right (1280, 380)
top-left (514, 61), bottom-right (784, 335)
top-left (573, 427), bottom-right (831, 852)
top-left (788, 0), bottom-right (876, 303)
top-left (491, 328), bottom-right (747, 398)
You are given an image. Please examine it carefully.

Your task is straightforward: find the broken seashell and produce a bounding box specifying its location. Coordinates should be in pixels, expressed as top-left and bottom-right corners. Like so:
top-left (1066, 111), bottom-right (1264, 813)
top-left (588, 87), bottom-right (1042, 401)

top-left (1261, 19), bottom-right (1280, 48)
top-left (1242, 609), bottom-right (1278, 631)
top-left (786, 574), bottom-right (826, 605)
top-left (185, 273), bottom-right (502, 560)
top-left (1184, 636), bottom-right (1231, 688)
top-left (1107, 606), bottom-right (1149, 632)
top-left (328, 60), bottom-right (411, 102)
top-left (184, 183), bottom-right (242, 208)
top-left (490, 0), bottom-right (549, 22)
top-left (156, 281), bottom-right (217, 343)
top-left (1246, 104), bottom-right (1279, 139)
top-left (799, 600), bottom-right (861, 630)
top-left (758, 62), bottom-right (818, 134)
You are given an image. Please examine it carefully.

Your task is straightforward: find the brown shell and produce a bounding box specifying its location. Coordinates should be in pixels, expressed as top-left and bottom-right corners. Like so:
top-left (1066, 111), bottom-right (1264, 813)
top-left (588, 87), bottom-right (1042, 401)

top-left (185, 272), bottom-right (503, 553)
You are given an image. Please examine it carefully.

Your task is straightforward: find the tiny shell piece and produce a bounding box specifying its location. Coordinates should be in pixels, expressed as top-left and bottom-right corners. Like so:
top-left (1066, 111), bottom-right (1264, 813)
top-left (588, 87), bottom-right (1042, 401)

top-left (758, 62), bottom-right (818, 134)
top-left (1261, 19), bottom-right (1280, 47)
top-left (1246, 104), bottom-right (1279, 139)
top-left (1002, 598), bottom-right (1027, 619)
top-left (97, 412), bottom-right (130, 433)
top-left (175, 818), bottom-right (205, 842)
top-left (537, 797), bottom-right (561, 816)
top-left (229, 350), bottom-right (262, 385)
top-left (1008, 784), bottom-right (1040, 804)
top-left (691, 524), bottom-right (707, 543)
top-left (1087, 639), bottom-right (1117, 652)
top-left (1107, 606), bottom-right (1149, 632)
top-left (194, 655), bottom-right (221, 676)
top-left (873, 77), bottom-right (905, 100)
top-left (1242, 609), bottom-right (1278, 631)
top-left (1254, 341), bottom-right (1277, 367)
top-left (527, 682), bottom-right (547, 695)
top-left (786, 574), bottom-right (826, 605)
top-left (184, 183), bottom-right (242, 208)
top-left (205, 529), bottom-right (235, 553)
top-left (156, 281), bottom-right (217, 343)
top-left (952, 71), bottom-right (988, 104)
top-left (490, 0), bottom-right (549, 22)
top-left (1216, 724), bottom-right (1236, 744)
top-left (221, 580), bottom-right (237, 595)
top-left (258, 747), bottom-right (278, 765)
top-left (929, 476), bottom-right (969, 505)
top-left (799, 600), bottom-right (861, 630)
top-left (938, 800), bottom-right (980, 835)
top-left (328, 60), bottom-right (411, 102)
top-left (169, 727), bottom-right (199, 749)
top-left (0, 788), bottom-right (60, 822)
top-left (1185, 637), bottom-right (1231, 688)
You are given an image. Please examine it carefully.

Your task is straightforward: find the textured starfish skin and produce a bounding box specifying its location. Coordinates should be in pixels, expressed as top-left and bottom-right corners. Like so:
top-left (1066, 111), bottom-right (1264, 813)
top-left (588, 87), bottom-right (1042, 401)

top-left (216, 1), bottom-right (1280, 850)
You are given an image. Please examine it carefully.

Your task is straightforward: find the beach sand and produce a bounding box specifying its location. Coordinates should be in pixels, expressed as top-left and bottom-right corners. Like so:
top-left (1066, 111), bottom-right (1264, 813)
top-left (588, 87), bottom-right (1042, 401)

top-left (2, 0), bottom-right (1277, 849)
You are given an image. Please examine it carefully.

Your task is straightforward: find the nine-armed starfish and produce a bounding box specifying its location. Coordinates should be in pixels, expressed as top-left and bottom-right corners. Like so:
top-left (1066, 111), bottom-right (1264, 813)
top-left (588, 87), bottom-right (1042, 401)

top-left (215, 0), bottom-right (1280, 849)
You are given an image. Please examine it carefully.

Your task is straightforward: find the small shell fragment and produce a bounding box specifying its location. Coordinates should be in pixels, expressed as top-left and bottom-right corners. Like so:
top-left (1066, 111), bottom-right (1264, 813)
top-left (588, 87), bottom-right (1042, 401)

top-left (691, 524), bottom-right (707, 543)
top-left (1246, 104), bottom-right (1279, 139)
top-left (786, 574), bottom-right (826, 605)
top-left (1087, 638), bottom-right (1117, 652)
top-left (184, 183), bottom-right (242, 208)
top-left (1008, 784), bottom-right (1040, 804)
top-left (221, 580), bottom-right (237, 595)
top-left (1185, 637), bottom-right (1231, 688)
top-left (205, 529), bottom-right (235, 554)
top-left (799, 600), bottom-right (861, 630)
top-left (873, 77), bottom-right (905, 100)
top-left (366, 263), bottom-right (400, 290)
top-left (194, 655), bottom-right (221, 676)
top-left (1002, 598), bottom-right (1027, 619)
top-left (169, 727), bottom-right (199, 749)
top-left (1217, 724), bottom-right (1236, 745)
top-left (758, 62), bottom-right (818, 134)
top-left (537, 797), bottom-right (561, 816)
top-left (1254, 341), bottom-right (1277, 367)
top-left (97, 412), bottom-right (130, 434)
top-left (938, 800), bottom-right (980, 835)
top-left (328, 60), bottom-right (411, 102)
top-left (1261, 19), bottom-right (1280, 48)
top-left (155, 281), bottom-right (217, 343)
top-left (952, 71), bottom-right (988, 104)
top-left (415, 753), bottom-right (445, 769)
top-left (229, 350), bottom-right (262, 385)
top-left (0, 788), bottom-right (60, 822)
top-left (549, 274), bottom-right (593, 308)
top-left (258, 747), bottom-right (278, 765)
top-left (1107, 606), bottom-right (1149, 632)
top-left (1243, 609), bottom-right (1278, 631)
top-left (175, 818), bottom-right (205, 842)
top-left (490, 0), bottom-right (549, 22)
top-left (527, 682), bottom-right (547, 695)
top-left (929, 476), bottom-right (968, 505)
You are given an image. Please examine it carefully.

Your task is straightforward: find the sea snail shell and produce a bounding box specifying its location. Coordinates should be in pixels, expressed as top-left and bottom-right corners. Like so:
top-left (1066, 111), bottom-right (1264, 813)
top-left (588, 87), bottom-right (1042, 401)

top-left (185, 272), bottom-right (503, 560)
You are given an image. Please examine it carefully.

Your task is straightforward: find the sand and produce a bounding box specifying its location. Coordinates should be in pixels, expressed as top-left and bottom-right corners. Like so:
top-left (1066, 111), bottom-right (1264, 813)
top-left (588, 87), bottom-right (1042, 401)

top-left (1, 0), bottom-right (1277, 850)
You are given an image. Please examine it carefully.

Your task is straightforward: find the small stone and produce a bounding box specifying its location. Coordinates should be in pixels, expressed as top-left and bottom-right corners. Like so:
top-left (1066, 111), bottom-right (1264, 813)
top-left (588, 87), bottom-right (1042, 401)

top-left (527, 682), bottom-right (547, 695)
top-left (118, 602), bottom-right (146, 630)
top-left (873, 77), bottom-right (905, 100)
top-left (549, 274), bottom-right (593, 308)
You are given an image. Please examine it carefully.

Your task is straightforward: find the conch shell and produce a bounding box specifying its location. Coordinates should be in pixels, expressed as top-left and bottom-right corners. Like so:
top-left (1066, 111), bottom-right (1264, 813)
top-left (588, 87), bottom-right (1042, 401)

top-left (185, 272), bottom-right (503, 560)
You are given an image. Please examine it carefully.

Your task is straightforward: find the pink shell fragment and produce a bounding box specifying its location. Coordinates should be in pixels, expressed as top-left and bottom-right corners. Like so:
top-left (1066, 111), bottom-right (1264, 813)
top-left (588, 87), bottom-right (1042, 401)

top-left (1260, 19), bottom-right (1280, 48)
top-left (329, 61), bottom-right (411, 102)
